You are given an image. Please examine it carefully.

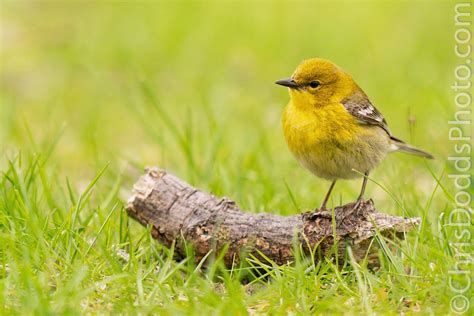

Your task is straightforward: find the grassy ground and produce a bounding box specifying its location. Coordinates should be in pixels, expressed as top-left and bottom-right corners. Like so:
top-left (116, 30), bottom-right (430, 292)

top-left (1, 1), bottom-right (470, 315)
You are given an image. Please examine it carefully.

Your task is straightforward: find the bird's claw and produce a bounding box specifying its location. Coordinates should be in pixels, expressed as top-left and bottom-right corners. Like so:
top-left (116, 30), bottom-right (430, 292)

top-left (342, 198), bottom-right (365, 219)
top-left (309, 199), bottom-right (366, 221)
top-left (310, 205), bottom-right (333, 219)
top-left (353, 199), bottom-right (364, 211)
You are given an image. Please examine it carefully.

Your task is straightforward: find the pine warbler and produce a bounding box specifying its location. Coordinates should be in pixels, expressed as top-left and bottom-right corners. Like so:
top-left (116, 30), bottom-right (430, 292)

top-left (276, 58), bottom-right (433, 211)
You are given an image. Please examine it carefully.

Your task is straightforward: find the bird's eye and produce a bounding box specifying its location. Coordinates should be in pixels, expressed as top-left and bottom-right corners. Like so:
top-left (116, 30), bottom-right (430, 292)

top-left (309, 81), bottom-right (320, 88)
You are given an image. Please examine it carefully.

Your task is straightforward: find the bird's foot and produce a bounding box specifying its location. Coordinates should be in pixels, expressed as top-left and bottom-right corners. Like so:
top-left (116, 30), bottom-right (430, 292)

top-left (353, 198), bottom-right (364, 211)
top-left (315, 205), bottom-right (327, 212)
top-left (340, 198), bottom-right (365, 218)
top-left (331, 199), bottom-right (365, 221)
top-left (311, 205), bottom-right (333, 219)
top-left (310, 200), bottom-right (367, 221)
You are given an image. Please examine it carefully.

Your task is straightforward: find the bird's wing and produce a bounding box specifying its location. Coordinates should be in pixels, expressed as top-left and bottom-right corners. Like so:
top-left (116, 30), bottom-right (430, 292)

top-left (341, 90), bottom-right (395, 138)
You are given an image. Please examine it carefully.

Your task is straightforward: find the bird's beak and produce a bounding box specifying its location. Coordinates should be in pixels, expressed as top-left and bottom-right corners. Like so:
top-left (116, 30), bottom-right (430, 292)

top-left (275, 78), bottom-right (300, 89)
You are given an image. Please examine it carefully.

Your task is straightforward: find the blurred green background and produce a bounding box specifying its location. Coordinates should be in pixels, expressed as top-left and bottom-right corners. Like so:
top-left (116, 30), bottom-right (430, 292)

top-left (1, 1), bottom-right (453, 210)
top-left (0, 1), bottom-right (464, 314)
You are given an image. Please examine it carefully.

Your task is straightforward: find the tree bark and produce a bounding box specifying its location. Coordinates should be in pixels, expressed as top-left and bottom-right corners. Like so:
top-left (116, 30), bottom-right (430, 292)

top-left (126, 167), bottom-right (420, 267)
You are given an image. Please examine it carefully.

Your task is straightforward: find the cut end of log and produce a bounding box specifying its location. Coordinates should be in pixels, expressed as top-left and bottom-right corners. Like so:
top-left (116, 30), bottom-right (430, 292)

top-left (127, 167), bottom-right (420, 267)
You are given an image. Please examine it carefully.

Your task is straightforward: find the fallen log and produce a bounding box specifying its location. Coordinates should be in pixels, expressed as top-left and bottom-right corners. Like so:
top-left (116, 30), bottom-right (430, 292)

top-left (126, 167), bottom-right (420, 267)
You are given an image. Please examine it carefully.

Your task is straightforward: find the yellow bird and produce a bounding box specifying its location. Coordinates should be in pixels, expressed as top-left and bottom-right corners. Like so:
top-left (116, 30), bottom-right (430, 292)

top-left (276, 58), bottom-right (433, 211)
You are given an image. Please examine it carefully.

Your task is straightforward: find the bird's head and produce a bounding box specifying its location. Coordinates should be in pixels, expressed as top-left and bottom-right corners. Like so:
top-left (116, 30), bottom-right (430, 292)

top-left (276, 58), bottom-right (356, 108)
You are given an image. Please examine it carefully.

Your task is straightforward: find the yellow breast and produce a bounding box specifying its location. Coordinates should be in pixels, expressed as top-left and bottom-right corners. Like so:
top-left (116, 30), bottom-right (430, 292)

top-left (283, 101), bottom-right (360, 153)
top-left (282, 101), bottom-right (388, 180)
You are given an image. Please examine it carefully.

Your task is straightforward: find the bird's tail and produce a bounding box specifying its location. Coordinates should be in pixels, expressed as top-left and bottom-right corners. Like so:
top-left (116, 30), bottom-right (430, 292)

top-left (390, 137), bottom-right (434, 159)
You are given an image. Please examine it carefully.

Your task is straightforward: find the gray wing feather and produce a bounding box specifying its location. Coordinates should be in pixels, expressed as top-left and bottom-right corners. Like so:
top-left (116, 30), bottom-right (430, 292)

top-left (341, 90), bottom-right (394, 138)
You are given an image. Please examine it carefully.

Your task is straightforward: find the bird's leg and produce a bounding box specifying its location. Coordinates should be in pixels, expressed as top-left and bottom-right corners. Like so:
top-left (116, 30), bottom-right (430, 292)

top-left (354, 172), bottom-right (369, 210)
top-left (318, 180), bottom-right (337, 212)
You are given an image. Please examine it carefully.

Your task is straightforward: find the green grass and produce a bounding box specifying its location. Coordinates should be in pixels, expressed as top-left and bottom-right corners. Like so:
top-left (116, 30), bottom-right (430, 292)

top-left (1, 1), bottom-right (470, 314)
